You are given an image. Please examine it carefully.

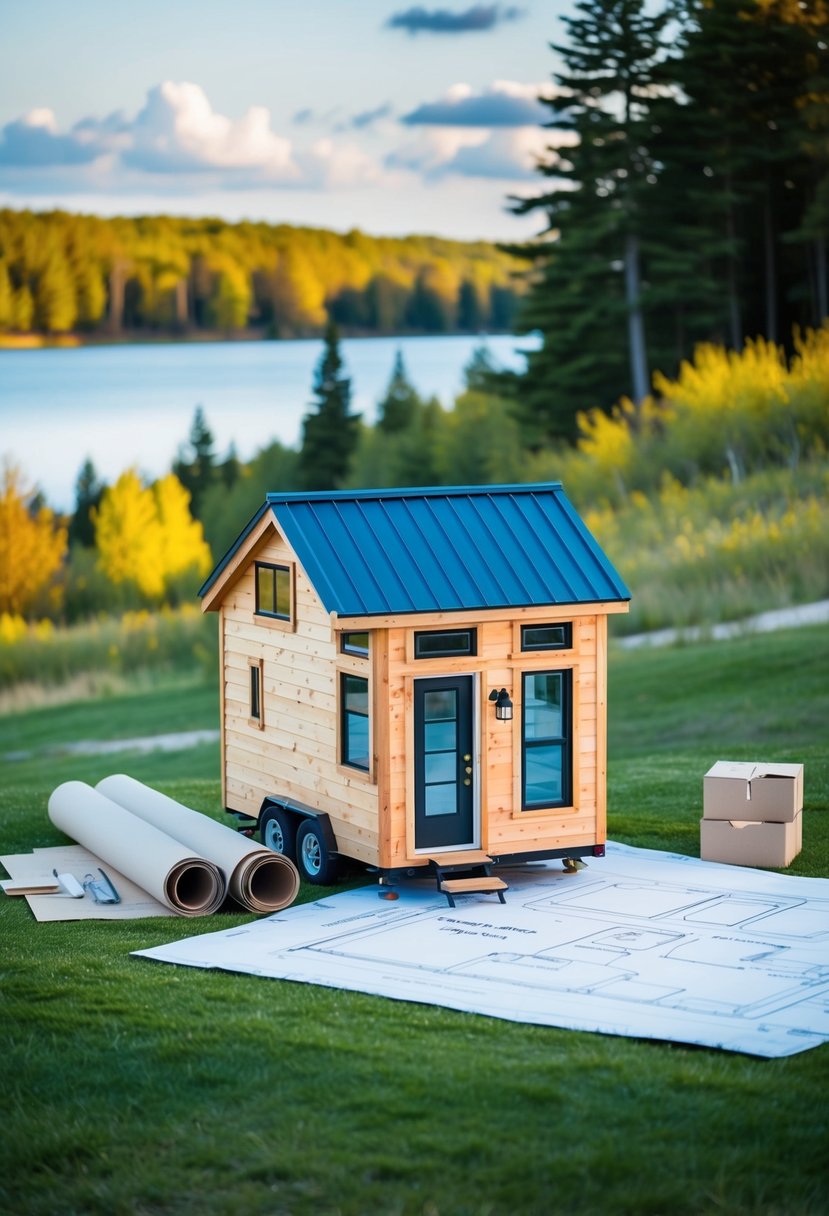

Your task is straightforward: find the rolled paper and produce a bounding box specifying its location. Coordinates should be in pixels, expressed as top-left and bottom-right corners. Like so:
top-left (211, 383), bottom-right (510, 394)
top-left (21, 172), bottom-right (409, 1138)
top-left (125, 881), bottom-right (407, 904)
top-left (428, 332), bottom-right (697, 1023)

top-left (96, 774), bottom-right (300, 914)
top-left (47, 781), bottom-right (225, 917)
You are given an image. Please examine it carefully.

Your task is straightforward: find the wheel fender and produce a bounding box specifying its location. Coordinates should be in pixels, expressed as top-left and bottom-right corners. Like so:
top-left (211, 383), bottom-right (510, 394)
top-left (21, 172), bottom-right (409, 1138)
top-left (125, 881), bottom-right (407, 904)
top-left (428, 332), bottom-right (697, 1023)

top-left (258, 800), bottom-right (338, 855)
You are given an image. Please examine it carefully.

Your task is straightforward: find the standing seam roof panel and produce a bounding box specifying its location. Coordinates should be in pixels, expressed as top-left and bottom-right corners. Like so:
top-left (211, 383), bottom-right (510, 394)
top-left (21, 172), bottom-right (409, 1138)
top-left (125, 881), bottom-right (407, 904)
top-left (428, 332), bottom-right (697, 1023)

top-left (202, 485), bottom-right (630, 616)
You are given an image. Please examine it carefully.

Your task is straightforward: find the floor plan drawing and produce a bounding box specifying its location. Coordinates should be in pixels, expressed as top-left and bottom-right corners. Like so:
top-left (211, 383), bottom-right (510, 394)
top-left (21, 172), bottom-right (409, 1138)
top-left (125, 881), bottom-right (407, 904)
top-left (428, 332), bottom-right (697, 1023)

top-left (136, 842), bottom-right (829, 1057)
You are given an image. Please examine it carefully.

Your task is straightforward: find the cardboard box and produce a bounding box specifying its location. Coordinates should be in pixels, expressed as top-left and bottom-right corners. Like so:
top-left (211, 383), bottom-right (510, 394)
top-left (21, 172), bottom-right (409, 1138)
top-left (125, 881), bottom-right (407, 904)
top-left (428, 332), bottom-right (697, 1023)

top-left (703, 761), bottom-right (803, 823)
top-left (700, 812), bottom-right (802, 869)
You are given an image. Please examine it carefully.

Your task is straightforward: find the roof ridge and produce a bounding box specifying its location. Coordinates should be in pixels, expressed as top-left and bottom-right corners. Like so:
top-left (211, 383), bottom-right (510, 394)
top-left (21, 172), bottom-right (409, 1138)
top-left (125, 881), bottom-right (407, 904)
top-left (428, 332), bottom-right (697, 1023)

top-left (266, 483), bottom-right (563, 504)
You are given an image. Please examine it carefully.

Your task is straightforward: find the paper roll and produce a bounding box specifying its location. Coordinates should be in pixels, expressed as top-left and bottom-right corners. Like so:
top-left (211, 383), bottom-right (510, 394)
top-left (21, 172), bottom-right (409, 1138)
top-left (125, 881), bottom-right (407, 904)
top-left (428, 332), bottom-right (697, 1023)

top-left (96, 774), bottom-right (300, 914)
top-left (48, 782), bottom-right (226, 917)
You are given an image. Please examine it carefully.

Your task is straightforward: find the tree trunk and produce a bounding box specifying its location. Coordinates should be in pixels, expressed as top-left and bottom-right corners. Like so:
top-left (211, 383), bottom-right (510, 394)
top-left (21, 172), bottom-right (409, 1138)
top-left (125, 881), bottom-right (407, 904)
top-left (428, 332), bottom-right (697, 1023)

top-left (624, 232), bottom-right (649, 407)
top-left (816, 235), bottom-right (828, 324)
top-left (107, 262), bottom-right (125, 334)
top-left (725, 206), bottom-right (742, 350)
top-left (763, 191), bottom-right (777, 344)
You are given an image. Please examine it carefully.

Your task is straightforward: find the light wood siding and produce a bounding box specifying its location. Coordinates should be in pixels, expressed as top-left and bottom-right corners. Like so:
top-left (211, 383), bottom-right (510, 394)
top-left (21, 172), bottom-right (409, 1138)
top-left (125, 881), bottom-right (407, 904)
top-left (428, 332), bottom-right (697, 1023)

top-left (384, 612), bottom-right (606, 868)
top-left (221, 529), bottom-right (380, 865)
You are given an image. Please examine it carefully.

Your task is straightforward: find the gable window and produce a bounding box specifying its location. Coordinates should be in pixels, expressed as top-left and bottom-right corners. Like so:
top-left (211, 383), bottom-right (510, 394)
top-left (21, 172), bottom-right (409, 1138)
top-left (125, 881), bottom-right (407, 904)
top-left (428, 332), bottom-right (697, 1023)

top-left (521, 622), bottom-right (573, 651)
top-left (341, 631), bottom-right (369, 658)
top-left (255, 562), bottom-right (291, 620)
top-left (414, 629), bottom-right (477, 660)
top-left (522, 670), bottom-right (572, 809)
top-left (341, 673), bottom-right (370, 771)
top-left (248, 658), bottom-right (265, 729)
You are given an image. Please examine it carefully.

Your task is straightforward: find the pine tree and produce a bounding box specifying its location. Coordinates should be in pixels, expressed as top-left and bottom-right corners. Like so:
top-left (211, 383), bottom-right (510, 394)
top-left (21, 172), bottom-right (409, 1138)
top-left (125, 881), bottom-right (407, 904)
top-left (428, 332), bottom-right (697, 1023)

top-left (298, 321), bottom-right (360, 490)
top-left (377, 350), bottom-right (421, 434)
top-left (173, 407), bottom-right (217, 518)
top-left (509, 0), bottom-right (676, 443)
top-left (68, 457), bottom-right (103, 549)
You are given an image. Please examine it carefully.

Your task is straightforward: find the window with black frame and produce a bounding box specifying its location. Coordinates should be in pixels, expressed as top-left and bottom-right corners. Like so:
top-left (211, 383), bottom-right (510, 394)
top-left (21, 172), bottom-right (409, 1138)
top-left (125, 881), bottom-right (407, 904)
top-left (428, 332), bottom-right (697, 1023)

top-left (255, 562), bottom-right (291, 620)
top-left (522, 670), bottom-right (572, 809)
top-left (521, 622), bottom-right (572, 651)
top-left (341, 672), bottom-right (370, 771)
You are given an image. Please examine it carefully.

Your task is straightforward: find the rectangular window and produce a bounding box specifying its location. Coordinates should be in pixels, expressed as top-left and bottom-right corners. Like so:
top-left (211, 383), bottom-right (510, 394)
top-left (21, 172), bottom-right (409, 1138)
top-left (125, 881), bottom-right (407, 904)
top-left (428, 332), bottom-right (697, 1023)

top-left (521, 622), bottom-right (573, 651)
top-left (341, 631), bottom-right (369, 658)
top-left (255, 562), bottom-right (291, 620)
top-left (522, 670), bottom-right (572, 809)
top-left (341, 673), bottom-right (370, 771)
top-left (414, 629), bottom-right (477, 659)
top-left (249, 659), bottom-right (264, 729)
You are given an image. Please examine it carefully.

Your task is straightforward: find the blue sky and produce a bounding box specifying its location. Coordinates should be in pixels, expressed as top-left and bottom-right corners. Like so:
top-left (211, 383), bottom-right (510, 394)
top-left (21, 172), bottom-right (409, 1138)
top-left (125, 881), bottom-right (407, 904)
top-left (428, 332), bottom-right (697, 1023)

top-left (0, 1), bottom-right (572, 241)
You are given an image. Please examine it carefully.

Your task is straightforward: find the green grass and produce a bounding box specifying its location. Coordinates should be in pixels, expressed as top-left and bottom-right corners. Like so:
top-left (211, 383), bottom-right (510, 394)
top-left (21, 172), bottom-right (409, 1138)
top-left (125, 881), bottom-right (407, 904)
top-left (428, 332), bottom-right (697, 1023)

top-left (1, 626), bottom-right (828, 1215)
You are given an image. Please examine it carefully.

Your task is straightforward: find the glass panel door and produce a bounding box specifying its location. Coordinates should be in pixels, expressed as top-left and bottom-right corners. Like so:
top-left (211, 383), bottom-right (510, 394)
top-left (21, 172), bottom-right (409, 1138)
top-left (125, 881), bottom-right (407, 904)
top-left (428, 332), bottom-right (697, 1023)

top-left (414, 675), bottom-right (475, 850)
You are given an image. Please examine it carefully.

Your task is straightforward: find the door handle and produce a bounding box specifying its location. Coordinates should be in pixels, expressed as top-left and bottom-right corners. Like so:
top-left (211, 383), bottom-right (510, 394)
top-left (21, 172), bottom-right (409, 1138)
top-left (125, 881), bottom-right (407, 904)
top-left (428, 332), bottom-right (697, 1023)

top-left (463, 778), bottom-right (471, 786)
top-left (464, 766), bottom-right (472, 775)
top-left (463, 754), bottom-right (471, 761)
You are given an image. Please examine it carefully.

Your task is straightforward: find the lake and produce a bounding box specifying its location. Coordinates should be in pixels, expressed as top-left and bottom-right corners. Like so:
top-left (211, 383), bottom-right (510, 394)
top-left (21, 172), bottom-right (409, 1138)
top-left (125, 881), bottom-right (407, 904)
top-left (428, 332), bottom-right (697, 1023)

top-left (0, 333), bottom-right (538, 512)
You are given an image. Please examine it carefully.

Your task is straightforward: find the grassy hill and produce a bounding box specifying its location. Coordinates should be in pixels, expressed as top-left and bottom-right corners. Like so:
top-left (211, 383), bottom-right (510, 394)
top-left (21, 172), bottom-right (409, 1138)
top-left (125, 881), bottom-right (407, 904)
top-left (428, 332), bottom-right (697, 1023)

top-left (1, 625), bottom-right (827, 1215)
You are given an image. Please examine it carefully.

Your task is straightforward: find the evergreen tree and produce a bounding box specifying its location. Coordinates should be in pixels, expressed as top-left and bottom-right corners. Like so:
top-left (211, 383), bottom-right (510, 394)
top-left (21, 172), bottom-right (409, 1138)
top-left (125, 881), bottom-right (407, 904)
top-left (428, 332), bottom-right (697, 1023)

top-left (377, 350), bottom-right (421, 434)
top-left (657, 0), bottom-right (822, 349)
top-left (298, 321), bottom-right (360, 490)
top-left (68, 457), bottom-right (103, 549)
top-left (173, 406), bottom-right (217, 518)
top-left (508, 0), bottom-right (676, 443)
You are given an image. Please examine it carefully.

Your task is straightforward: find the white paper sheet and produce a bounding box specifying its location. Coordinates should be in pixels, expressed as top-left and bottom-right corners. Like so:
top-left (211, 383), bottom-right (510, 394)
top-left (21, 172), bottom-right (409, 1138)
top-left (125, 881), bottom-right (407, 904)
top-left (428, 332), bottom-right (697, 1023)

top-left (134, 842), bottom-right (829, 1057)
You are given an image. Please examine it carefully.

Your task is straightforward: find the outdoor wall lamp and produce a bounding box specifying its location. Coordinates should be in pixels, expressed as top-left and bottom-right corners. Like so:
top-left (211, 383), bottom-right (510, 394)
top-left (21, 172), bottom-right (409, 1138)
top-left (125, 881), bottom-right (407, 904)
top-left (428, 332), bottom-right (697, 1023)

top-left (489, 688), bottom-right (513, 721)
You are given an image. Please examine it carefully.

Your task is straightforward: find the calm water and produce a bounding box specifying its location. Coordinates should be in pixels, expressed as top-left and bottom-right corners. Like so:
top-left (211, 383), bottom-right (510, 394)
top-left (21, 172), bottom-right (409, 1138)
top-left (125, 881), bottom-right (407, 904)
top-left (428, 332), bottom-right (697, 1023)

top-left (0, 333), bottom-right (537, 512)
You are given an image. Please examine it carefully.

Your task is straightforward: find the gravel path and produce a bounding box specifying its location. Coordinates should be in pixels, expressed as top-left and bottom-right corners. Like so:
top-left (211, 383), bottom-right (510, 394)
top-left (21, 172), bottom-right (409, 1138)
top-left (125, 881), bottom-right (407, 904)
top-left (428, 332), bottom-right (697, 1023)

top-left (617, 599), bottom-right (829, 650)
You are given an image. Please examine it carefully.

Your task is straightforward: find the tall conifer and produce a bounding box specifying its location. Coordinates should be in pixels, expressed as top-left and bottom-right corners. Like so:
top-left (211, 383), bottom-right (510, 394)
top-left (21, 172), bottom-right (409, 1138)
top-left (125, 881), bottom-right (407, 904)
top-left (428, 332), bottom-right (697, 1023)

top-left (298, 321), bottom-right (360, 490)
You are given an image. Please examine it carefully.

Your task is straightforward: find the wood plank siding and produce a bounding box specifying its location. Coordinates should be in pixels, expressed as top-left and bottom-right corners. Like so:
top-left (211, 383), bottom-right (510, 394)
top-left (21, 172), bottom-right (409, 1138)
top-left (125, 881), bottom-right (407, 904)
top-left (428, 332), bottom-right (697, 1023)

top-left (219, 526), bottom-right (380, 866)
top-left (210, 521), bottom-right (613, 875)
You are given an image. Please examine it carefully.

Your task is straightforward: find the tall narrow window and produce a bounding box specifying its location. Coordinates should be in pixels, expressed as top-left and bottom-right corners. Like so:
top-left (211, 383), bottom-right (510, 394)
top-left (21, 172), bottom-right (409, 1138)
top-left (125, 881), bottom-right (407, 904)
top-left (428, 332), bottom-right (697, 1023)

top-left (522, 670), bottom-right (572, 809)
top-left (341, 673), bottom-right (370, 771)
top-left (255, 562), bottom-right (291, 621)
top-left (249, 658), bottom-right (264, 729)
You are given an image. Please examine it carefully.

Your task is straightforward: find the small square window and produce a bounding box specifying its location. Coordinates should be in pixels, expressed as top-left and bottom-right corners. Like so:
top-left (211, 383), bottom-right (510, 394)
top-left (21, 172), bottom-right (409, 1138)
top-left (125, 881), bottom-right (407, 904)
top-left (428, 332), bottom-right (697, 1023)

top-left (341, 631), bottom-right (369, 658)
top-left (521, 622), bottom-right (572, 651)
top-left (255, 562), bottom-right (291, 620)
top-left (414, 629), bottom-right (477, 659)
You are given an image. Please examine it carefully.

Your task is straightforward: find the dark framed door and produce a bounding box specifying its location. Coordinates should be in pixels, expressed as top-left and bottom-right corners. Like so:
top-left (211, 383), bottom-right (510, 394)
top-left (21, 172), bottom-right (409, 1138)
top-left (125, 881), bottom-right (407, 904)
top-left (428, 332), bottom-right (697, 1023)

top-left (414, 675), bottom-right (476, 850)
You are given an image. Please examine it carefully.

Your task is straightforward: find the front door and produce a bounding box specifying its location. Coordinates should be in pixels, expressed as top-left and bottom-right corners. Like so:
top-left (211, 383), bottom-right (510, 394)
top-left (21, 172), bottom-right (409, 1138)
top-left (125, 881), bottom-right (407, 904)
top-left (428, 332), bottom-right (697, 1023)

top-left (414, 675), bottom-right (476, 850)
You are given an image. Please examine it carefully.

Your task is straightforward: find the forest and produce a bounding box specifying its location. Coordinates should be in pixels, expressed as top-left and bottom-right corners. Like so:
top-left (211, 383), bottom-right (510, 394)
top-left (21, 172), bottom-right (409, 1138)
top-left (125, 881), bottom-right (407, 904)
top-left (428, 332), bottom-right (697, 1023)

top-left (0, 209), bottom-right (522, 340)
top-left (502, 0), bottom-right (829, 440)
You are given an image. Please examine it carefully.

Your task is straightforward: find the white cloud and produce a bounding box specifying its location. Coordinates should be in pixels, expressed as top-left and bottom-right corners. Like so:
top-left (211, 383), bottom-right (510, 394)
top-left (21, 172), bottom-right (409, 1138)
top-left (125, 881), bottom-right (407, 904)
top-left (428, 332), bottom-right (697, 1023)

top-left (123, 83), bottom-right (300, 179)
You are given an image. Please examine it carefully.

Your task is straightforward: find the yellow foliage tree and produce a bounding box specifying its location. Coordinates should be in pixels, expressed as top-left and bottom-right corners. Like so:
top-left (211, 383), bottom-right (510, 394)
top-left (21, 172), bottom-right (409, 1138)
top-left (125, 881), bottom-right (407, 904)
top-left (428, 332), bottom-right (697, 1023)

top-left (152, 473), bottom-right (212, 586)
top-left (93, 469), bottom-right (211, 600)
top-left (0, 462), bottom-right (67, 615)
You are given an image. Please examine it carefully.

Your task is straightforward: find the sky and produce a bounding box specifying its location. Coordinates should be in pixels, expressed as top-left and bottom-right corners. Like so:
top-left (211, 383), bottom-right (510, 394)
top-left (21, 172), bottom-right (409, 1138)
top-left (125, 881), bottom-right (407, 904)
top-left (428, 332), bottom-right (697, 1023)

top-left (0, 0), bottom-right (572, 242)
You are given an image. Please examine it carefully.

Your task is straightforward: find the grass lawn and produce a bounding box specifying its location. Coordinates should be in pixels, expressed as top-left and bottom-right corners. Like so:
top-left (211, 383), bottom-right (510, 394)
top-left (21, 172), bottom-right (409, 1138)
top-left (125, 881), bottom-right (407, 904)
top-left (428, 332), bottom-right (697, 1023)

top-left (1, 625), bottom-right (828, 1215)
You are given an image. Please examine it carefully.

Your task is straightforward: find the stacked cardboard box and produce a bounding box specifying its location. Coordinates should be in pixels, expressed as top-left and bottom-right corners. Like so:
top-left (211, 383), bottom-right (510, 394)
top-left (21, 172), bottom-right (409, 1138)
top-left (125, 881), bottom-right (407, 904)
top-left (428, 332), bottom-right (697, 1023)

top-left (700, 761), bottom-right (804, 868)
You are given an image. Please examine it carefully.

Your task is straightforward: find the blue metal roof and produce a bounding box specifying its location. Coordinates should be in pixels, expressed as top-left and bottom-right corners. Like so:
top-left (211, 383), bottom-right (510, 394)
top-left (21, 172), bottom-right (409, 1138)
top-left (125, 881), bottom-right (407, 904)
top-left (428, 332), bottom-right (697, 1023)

top-left (206, 484), bottom-right (628, 617)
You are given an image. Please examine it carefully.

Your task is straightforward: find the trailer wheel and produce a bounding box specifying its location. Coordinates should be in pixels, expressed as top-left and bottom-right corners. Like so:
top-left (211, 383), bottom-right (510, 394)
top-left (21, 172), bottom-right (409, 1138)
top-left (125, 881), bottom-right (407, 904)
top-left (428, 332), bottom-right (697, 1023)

top-left (260, 806), bottom-right (298, 861)
top-left (296, 819), bottom-right (339, 885)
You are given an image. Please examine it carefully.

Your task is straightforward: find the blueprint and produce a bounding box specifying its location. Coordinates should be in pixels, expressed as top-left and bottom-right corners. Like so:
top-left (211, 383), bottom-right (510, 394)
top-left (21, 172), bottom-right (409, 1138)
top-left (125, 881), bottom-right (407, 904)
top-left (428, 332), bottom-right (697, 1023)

top-left (135, 842), bottom-right (829, 1057)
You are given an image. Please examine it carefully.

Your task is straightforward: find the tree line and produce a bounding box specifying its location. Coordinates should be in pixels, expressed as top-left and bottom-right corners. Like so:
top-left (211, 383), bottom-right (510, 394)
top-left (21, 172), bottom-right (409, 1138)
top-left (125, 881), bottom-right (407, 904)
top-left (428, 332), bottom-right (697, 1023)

top-left (3, 315), bottom-right (829, 624)
top-left (503, 0), bottom-right (829, 444)
top-left (0, 209), bottom-right (522, 340)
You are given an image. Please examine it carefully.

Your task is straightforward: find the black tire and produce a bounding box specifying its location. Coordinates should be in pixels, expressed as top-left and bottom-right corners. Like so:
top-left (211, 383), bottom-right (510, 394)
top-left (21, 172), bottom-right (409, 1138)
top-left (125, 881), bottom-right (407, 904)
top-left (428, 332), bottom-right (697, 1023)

top-left (295, 819), bottom-right (339, 885)
top-left (259, 806), bottom-right (298, 862)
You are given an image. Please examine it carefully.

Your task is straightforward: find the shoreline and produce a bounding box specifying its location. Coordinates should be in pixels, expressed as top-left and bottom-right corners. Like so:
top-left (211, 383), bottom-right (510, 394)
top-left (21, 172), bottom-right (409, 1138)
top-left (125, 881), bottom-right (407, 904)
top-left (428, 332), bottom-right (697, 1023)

top-left (0, 327), bottom-right (518, 352)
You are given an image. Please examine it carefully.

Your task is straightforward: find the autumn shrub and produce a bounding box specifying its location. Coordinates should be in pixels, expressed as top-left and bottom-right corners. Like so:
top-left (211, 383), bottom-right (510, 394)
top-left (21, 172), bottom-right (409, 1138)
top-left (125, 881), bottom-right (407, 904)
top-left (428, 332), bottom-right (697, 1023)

top-left (0, 604), bottom-right (216, 690)
top-left (586, 464), bottom-right (829, 634)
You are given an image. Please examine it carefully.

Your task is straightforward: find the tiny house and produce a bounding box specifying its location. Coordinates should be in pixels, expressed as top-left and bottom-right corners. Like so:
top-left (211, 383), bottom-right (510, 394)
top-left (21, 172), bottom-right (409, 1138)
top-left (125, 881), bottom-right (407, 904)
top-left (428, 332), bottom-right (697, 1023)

top-left (199, 484), bottom-right (630, 895)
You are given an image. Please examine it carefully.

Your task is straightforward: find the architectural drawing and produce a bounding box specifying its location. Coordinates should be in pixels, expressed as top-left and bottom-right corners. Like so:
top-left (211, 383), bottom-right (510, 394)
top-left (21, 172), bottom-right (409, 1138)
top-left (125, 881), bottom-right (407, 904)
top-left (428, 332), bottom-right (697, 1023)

top-left (136, 842), bottom-right (829, 1058)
